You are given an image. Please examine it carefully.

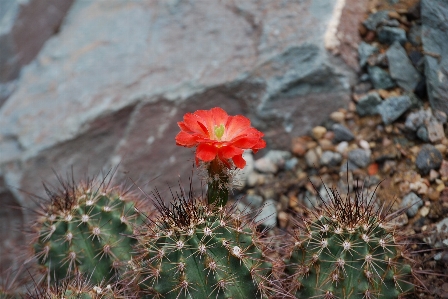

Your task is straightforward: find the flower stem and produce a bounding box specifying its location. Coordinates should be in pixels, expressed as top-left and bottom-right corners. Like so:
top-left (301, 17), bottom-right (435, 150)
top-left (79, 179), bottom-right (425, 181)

top-left (207, 158), bottom-right (229, 207)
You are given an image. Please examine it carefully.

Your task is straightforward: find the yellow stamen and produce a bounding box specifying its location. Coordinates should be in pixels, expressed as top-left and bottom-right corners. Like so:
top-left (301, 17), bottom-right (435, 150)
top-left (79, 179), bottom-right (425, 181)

top-left (214, 124), bottom-right (225, 140)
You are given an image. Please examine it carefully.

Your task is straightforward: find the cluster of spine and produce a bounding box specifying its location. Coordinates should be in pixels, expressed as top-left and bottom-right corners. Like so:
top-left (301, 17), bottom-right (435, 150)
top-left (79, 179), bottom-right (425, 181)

top-left (128, 189), bottom-right (276, 299)
top-left (25, 273), bottom-right (133, 299)
top-left (285, 185), bottom-right (414, 299)
top-left (32, 176), bottom-right (149, 285)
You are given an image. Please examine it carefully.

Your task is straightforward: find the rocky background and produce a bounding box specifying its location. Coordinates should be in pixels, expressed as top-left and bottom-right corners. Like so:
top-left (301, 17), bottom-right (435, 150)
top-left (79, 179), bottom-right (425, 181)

top-left (1, 0), bottom-right (447, 295)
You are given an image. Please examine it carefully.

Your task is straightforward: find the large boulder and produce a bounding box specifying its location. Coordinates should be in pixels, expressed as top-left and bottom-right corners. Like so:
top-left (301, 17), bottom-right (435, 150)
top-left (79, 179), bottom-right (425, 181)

top-left (421, 0), bottom-right (448, 114)
top-left (0, 0), bottom-right (366, 264)
top-left (0, 0), bottom-right (74, 105)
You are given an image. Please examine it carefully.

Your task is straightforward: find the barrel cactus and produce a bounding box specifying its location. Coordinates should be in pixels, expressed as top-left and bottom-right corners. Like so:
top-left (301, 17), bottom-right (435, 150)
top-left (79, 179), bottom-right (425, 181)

top-left (285, 184), bottom-right (414, 299)
top-left (31, 175), bottom-right (151, 284)
top-left (128, 188), bottom-right (278, 299)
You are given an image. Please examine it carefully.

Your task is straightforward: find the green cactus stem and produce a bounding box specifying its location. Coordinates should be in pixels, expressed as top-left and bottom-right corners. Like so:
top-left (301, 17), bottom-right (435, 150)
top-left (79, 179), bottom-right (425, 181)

top-left (31, 175), bottom-right (151, 285)
top-left (206, 158), bottom-right (229, 207)
top-left (129, 187), bottom-right (277, 299)
top-left (285, 183), bottom-right (414, 299)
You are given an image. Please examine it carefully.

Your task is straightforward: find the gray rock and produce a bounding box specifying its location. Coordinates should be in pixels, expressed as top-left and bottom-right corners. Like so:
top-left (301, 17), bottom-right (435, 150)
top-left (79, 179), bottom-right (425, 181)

top-left (254, 157), bottom-right (278, 174)
top-left (320, 151), bottom-right (342, 167)
top-left (377, 26), bottom-right (407, 45)
top-left (363, 10), bottom-right (390, 30)
top-left (426, 116), bottom-right (445, 143)
top-left (416, 126), bottom-right (429, 142)
top-left (367, 66), bottom-right (396, 90)
top-left (358, 42), bottom-right (378, 68)
top-left (377, 95), bottom-right (412, 125)
top-left (0, 0), bottom-right (74, 85)
top-left (244, 194), bottom-right (264, 209)
top-left (255, 199), bottom-right (277, 227)
top-left (233, 151), bottom-right (254, 190)
top-left (386, 42), bottom-right (422, 91)
top-left (347, 148), bottom-right (371, 168)
top-left (305, 149), bottom-right (320, 168)
top-left (264, 150), bottom-right (292, 169)
top-left (415, 144), bottom-right (443, 174)
top-left (405, 109), bottom-right (431, 131)
top-left (401, 192), bottom-right (423, 217)
top-left (332, 124), bottom-right (355, 143)
top-left (356, 92), bottom-right (382, 116)
top-left (424, 217), bottom-right (448, 248)
top-left (408, 24), bottom-right (422, 46)
top-left (422, 0), bottom-right (448, 115)
top-left (434, 110), bottom-right (447, 123)
top-left (284, 157), bottom-right (298, 170)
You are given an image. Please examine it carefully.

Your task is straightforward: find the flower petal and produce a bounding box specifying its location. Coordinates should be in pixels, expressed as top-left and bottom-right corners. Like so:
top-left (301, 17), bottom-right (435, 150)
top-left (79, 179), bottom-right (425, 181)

top-left (232, 154), bottom-right (246, 169)
top-left (196, 143), bottom-right (218, 162)
top-left (210, 107), bottom-right (229, 126)
top-left (224, 115), bottom-right (251, 139)
top-left (183, 113), bottom-right (209, 136)
top-left (175, 131), bottom-right (197, 147)
top-left (219, 146), bottom-right (244, 159)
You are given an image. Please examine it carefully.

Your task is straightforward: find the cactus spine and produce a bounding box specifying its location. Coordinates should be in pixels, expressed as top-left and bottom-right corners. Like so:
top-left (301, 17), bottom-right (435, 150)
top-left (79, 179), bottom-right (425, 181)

top-left (32, 176), bottom-right (149, 284)
top-left (129, 189), bottom-right (275, 299)
top-left (285, 184), bottom-right (414, 299)
top-left (25, 273), bottom-right (133, 299)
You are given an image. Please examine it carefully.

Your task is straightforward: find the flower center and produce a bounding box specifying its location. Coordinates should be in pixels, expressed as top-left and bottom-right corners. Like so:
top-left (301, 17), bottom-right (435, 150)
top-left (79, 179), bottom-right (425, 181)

top-left (214, 124), bottom-right (225, 140)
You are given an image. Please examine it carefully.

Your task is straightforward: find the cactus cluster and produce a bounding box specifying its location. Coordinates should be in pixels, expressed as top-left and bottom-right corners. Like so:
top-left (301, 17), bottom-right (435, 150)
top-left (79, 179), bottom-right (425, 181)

top-left (285, 184), bottom-right (414, 299)
top-left (31, 175), bottom-right (149, 285)
top-left (128, 188), bottom-right (276, 299)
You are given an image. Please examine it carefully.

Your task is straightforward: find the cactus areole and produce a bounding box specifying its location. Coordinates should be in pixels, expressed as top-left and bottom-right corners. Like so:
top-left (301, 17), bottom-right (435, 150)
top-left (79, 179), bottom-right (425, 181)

top-left (175, 107), bottom-right (265, 206)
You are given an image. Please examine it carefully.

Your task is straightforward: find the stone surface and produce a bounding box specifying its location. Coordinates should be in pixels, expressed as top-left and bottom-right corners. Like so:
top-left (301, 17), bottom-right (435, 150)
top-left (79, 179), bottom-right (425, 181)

top-left (415, 144), bottom-right (443, 175)
top-left (255, 199), bottom-right (277, 227)
top-left (320, 150), bottom-right (342, 167)
top-left (347, 148), bottom-right (371, 168)
top-left (356, 92), bottom-right (382, 116)
top-left (363, 10), bottom-right (390, 31)
top-left (332, 123), bottom-right (354, 143)
top-left (377, 26), bottom-right (407, 45)
top-left (377, 95), bottom-right (412, 125)
top-left (0, 0), bottom-right (74, 103)
top-left (401, 192), bottom-right (423, 217)
top-left (421, 0), bottom-right (448, 114)
top-left (358, 41), bottom-right (378, 68)
top-left (367, 66), bottom-right (396, 90)
top-left (386, 41), bottom-right (422, 91)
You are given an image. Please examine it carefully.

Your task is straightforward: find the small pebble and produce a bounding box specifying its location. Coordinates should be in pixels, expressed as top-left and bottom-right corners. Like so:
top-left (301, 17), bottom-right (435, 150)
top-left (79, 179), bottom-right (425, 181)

top-left (332, 124), bottom-right (355, 143)
top-left (255, 199), bottom-right (277, 227)
top-left (439, 160), bottom-right (448, 177)
top-left (348, 148), bottom-right (371, 168)
top-left (401, 192), bottom-right (423, 217)
top-left (320, 151), bottom-right (342, 167)
top-left (254, 157), bottom-right (278, 174)
top-left (336, 141), bottom-right (349, 154)
top-left (420, 206), bottom-right (429, 217)
top-left (435, 143), bottom-right (447, 155)
top-left (312, 126), bottom-right (327, 140)
top-left (415, 144), bottom-right (443, 175)
top-left (305, 149), bottom-right (320, 168)
top-left (330, 111), bottom-right (345, 123)
top-left (359, 140), bottom-right (370, 150)
top-left (278, 211), bottom-right (289, 228)
top-left (428, 188), bottom-right (440, 201)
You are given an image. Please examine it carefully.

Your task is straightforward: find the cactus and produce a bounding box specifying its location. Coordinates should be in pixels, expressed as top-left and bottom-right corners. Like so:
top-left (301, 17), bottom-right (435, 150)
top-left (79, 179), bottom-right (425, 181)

top-left (128, 187), bottom-right (277, 299)
top-left (285, 183), bottom-right (414, 299)
top-left (31, 174), bottom-right (150, 285)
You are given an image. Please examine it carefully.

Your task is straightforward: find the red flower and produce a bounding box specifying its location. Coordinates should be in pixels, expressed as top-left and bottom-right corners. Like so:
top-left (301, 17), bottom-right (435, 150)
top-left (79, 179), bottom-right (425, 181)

top-left (175, 107), bottom-right (266, 169)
